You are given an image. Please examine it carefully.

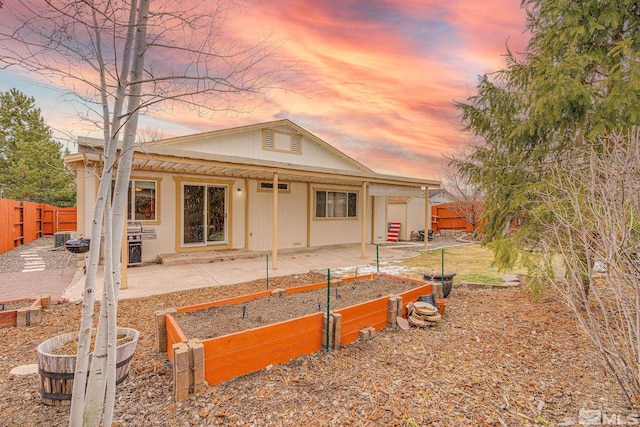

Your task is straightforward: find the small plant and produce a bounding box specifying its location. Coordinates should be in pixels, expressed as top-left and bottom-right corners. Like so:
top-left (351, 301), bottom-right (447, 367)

top-left (401, 416), bottom-right (419, 427)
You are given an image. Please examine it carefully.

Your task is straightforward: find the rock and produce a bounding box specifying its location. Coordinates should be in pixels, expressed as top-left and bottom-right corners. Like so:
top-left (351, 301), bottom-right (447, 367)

top-left (9, 364), bottom-right (38, 375)
top-left (396, 317), bottom-right (410, 330)
top-left (501, 274), bottom-right (520, 282)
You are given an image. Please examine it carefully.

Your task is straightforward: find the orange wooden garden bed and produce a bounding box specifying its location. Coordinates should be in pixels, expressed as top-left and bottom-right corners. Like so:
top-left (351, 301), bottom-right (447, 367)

top-left (155, 273), bottom-right (436, 400)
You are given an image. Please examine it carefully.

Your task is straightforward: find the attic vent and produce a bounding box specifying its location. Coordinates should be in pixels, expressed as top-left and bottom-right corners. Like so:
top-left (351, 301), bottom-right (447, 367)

top-left (263, 130), bottom-right (274, 149)
top-left (292, 135), bottom-right (302, 153)
top-left (262, 129), bottom-right (302, 155)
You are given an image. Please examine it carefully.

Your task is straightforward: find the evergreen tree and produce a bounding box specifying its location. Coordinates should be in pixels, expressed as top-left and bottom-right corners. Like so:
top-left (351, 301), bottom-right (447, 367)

top-left (0, 89), bottom-right (75, 206)
top-left (455, 0), bottom-right (640, 270)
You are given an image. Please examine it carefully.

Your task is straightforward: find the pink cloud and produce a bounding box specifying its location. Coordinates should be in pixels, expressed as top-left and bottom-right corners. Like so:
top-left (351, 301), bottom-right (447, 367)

top-left (1, 0), bottom-right (531, 181)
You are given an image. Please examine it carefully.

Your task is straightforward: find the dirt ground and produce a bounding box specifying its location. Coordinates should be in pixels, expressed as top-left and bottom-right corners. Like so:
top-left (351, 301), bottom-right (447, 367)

top-left (0, 273), bottom-right (632, 426)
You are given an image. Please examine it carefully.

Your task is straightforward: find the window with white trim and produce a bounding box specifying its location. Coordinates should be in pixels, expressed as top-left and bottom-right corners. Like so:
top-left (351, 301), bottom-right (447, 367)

top-left (315, 191), bottom-right (357, 218)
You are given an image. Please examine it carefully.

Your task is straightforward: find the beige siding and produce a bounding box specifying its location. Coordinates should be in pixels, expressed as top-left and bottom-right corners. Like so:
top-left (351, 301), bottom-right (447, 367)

top-left (121, 173), bottom-right (246, 258)
top-left (231, 181), bottom-right (246, 250)
top-left (80, 168), bottom-right (96, 238)
top-left (309, 185), bottom-right (363, 246)
top-left (246, 180), bottom-right (307, 251)
top-left (372, 196), bottom-right (387, 243)
top-left (385, 198), bottom-right (428, 241)
top-left (139, 171), bottom-right (174, 262)
top-left (170, 127), bottom-right (363, 172)
top-left (406, 198), bottom-right (427, 238)
top-left (387, 202), bottom-right (408, 240)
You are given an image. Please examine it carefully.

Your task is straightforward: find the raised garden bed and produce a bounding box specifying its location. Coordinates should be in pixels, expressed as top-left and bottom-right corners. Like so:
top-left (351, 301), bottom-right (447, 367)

top-left (0, 295), bottom-right (50, 328)
top-left (174, 274), bottom-right (425, 339)
top-left (156, 273), bottom-right (436, 400)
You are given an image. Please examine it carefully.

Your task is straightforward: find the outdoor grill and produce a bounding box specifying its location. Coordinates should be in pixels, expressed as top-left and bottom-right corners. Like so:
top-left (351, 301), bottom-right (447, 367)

top-left (63, 238), bottom-right (91, 254)
top-left (126, 221), bottom-right (156, 266)
top-left (62, 238), bottom-right (91, 275)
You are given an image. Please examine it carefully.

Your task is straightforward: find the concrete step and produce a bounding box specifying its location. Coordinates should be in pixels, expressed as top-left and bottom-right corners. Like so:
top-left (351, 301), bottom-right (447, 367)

top-left (159, 250), bottom-right (262, 266)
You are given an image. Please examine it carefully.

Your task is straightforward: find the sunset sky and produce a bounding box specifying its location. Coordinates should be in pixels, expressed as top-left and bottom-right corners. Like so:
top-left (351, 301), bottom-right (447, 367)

top-left (0, 0), bottom-right (530, 180)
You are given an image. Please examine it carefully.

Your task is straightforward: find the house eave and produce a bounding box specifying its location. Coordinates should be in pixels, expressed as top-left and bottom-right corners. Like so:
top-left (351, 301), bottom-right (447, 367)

top-left (66, 145), bottom-right (441, 189)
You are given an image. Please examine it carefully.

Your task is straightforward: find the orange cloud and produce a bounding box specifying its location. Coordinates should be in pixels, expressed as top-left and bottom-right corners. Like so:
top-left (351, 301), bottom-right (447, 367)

top-left (2, 0), bottom-right (530, 181)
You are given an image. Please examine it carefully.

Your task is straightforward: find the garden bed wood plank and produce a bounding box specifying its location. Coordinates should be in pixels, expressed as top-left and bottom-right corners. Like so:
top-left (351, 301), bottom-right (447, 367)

top-left (201, 312), bottom-right (323, 384)
top-left (166, 314), bottom-right (187, 363)
top-left (335, 297), bottom-right (389, 346)
top-left (176, 290), bottom-right (272, 313)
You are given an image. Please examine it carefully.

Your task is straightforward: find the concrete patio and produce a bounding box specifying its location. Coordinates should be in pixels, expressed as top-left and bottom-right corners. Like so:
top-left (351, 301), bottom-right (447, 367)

top-left (63, 241), bottom-right (466, 302)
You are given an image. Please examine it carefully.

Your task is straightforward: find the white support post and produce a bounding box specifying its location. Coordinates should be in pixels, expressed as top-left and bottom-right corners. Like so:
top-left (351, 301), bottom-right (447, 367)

top-left (272, 171), bottom-right (278, 270)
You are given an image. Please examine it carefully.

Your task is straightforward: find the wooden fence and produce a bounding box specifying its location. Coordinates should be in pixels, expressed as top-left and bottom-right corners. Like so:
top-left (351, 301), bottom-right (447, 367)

top-left (0, 198), bottom-right (77, 255)
top-left (431, 202), bottom-right (476, 234)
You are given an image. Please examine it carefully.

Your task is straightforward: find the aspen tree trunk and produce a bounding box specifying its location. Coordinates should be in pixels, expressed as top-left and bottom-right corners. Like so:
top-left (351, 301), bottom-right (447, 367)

top-left (69, 1), bottom-right (142, 425)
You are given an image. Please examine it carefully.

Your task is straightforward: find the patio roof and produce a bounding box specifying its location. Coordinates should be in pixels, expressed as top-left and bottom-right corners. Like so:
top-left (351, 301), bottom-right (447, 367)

top-left (66, 143), bottom-right (441, 190)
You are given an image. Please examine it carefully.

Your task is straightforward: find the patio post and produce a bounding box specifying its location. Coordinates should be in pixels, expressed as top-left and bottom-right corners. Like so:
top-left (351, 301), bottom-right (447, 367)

top-left (272, 171), bottom-right (278, 270)
top-left (424, 186), bottom-right (430, 250)
top-left (121, 219), bottom-right (128, 289)
top-left (361, 181), bottom-right (367, 258)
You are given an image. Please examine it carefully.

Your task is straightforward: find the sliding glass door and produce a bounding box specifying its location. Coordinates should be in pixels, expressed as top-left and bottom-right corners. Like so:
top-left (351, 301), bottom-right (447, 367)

top-left (182, 184), bottom-right (228, 246)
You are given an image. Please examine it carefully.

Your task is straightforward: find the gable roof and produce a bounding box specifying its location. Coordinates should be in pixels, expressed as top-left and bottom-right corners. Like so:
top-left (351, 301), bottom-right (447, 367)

top-left (428, 188), bottom-right (455, 199)
top-left (148, 119), bottom-right (375, 174)
top-left (70, 119), bottom-right (441, 189)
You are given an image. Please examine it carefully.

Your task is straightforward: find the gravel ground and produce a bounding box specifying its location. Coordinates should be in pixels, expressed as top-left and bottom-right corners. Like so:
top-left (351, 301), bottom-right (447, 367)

top-left (0, 237), bottom-right (71, 273)
top-left (0, 275), bottom-right (631, 426)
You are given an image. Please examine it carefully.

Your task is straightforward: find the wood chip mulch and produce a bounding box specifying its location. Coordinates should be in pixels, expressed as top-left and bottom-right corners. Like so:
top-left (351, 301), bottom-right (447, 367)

top-left (0, 273), bottom-right (631, 426)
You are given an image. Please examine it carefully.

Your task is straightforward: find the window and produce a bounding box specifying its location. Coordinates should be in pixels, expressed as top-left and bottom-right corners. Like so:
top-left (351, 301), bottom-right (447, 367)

top-left (258, 181), bottom-right (290, 192)
top-left (112, 179), bottom-right (157, 221)
top-left (315, 190), bottom-right (357, 218)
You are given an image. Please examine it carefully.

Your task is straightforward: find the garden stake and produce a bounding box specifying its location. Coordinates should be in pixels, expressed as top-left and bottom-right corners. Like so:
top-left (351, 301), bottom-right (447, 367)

top-left (242, 303), bottom-right (247, 323)
top-left (326, 269), bottom-right (331, 352)
top-left (441, 248), bottom-right (445, 289)
top-left (266, 254), bottom-right (269, 290)
top-left (376, 244), bottom-right (380, 273)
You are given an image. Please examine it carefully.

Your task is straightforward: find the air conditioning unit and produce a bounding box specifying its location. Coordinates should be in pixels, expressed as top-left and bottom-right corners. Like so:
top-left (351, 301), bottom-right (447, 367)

top-left (54, 231), bottom-right (75, 248)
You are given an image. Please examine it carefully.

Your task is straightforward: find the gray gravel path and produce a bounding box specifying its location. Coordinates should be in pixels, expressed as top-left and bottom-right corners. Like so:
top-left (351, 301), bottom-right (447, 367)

top-left (0, 236), bottom-right (71, 274)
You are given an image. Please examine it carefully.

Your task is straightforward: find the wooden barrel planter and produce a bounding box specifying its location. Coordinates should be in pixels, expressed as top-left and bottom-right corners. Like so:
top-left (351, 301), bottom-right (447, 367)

top-left (36, 327), bottom-right (139, 406)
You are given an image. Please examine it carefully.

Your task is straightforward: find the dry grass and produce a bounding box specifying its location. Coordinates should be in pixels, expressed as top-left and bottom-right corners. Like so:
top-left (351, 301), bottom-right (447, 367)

top-left (401, 243), bottom-right (527, 284)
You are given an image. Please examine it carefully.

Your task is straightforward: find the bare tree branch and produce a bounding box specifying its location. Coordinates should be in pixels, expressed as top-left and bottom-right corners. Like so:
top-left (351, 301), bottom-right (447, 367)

top-left (534, 128), bottom-right (640, 405)
top-left (0, 1), bottom-right (284, 424)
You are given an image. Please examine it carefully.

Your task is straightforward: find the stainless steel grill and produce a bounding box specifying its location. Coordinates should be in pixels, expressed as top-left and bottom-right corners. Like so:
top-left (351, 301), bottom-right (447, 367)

top-left (126, 222), bottom-right (156, 266)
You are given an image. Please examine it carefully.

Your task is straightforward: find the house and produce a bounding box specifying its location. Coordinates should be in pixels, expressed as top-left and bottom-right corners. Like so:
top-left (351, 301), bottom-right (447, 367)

top-left (65, 120), bottom-right (440, 267)
top-left (428, 188), bottom-right (456, 206)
